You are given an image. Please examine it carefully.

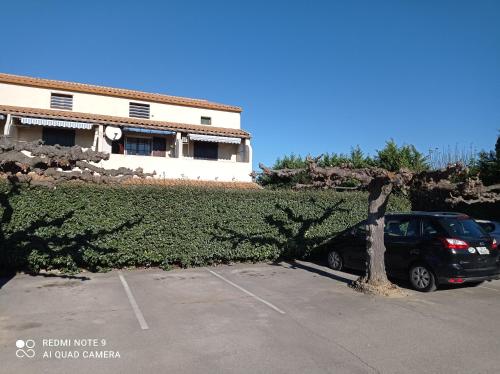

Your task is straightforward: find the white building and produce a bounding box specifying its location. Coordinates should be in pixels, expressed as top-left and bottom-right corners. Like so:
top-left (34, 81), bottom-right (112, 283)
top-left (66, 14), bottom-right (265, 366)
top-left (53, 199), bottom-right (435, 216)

top-left (0, 73), bottom-right (252, 182)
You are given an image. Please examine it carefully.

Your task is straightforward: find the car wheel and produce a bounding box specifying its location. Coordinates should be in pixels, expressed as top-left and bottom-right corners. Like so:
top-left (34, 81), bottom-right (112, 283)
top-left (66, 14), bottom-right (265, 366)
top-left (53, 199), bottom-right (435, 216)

top-left (327, 250), bottom-right (343, 271)
top-left (409, 264), bottom-right (437, 292)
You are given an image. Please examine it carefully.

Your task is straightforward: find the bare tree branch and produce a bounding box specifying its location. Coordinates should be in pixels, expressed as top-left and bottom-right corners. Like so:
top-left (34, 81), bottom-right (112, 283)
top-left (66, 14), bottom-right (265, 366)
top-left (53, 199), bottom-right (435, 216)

top-left (0, 137), bottom-right (154, 186)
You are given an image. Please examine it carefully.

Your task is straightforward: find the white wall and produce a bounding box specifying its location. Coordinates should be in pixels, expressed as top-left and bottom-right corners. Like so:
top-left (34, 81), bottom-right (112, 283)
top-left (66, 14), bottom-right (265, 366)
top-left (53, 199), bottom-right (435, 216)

top-left (98, 154), bottom-right (253, 182)
top-left (0, 83), bottom-right (241, 129)
top-left (75, 129), bottom-right (95, 149)
top-left (17, 125), bottom-right (42, 142)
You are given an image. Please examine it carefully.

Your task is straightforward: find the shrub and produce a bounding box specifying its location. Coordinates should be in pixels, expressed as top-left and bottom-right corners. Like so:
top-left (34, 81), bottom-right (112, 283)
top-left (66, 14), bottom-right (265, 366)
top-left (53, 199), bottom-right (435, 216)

top-left (258, 141), bottom-right (429, 188)
top-left (476, 134), bottom-right (500, 186)
top-left (375, 139), bottom-right (429, 172)
top-left (0, 183), bottom-right (410, 274)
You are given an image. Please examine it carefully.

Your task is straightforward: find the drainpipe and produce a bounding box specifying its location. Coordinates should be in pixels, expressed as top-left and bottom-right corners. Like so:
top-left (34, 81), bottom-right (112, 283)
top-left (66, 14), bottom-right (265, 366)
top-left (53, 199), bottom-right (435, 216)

top-left (3, 114), bottom-right (12, 137)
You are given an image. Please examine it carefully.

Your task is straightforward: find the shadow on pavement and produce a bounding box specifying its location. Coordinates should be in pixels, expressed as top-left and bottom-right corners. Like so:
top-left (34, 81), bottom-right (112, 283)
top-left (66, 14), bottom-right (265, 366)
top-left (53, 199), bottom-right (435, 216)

top-left (30, 273), bottom-right (91, 281)
top-left (275, 260), bottom-right (355, 285)
top-left (0, 272), bottom-right (15, 289)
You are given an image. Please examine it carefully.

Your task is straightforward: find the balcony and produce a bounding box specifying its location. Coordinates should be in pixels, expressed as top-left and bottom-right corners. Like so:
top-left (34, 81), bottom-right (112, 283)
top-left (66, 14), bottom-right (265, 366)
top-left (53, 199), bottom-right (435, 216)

top-left (99, 153), bottom-right (253, 182)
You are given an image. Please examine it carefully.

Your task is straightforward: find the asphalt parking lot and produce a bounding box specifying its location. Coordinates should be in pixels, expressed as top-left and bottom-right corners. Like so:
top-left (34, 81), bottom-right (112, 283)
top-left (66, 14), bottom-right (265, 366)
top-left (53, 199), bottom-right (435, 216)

top-left (1, 261), bottom-right (500, 374)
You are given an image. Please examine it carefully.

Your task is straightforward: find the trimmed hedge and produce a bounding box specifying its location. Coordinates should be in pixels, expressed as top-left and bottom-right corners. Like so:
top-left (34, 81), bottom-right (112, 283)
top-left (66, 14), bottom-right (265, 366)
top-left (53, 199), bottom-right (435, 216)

top-left (0, 183), bottom-right (410, 274)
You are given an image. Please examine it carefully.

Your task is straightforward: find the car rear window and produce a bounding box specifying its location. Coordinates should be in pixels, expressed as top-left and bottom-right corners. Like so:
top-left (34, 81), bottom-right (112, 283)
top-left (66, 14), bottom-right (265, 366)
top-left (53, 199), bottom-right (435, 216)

top-left (439, 218), bottom-right (487, 238)
top-left (478, 222), bottom-right (495, 234)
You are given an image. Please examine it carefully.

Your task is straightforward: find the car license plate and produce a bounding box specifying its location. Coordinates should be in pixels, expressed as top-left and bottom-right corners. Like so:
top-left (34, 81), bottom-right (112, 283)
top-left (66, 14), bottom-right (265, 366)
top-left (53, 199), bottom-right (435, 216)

top-left (476, 246), bottom-right (490, 255)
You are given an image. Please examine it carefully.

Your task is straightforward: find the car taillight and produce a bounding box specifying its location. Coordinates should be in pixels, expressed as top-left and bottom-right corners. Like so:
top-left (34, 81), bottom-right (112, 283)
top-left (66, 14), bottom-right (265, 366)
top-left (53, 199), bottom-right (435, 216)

top-left (440, 238), bottom-right (469, 250)
top-left (492, 239), bottom-right (498, 250)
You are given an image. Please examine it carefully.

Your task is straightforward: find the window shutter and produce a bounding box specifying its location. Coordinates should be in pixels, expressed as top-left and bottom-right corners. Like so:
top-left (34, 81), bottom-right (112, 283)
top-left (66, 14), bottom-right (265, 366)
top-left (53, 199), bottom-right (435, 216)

top-left (50, 93), bottom-right (73, 110)
top-left (129, 103), bottom-right (150, 119)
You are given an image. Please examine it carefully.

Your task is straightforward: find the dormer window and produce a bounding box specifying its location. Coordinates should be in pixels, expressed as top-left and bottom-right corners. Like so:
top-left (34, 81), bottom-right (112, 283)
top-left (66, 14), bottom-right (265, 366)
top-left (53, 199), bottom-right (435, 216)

top-left (201, 116), bottom-right (212, 125)
top-left (50, 93), bottom-right (73, 110)
top-left (129, 102), bottom-right (150, 119)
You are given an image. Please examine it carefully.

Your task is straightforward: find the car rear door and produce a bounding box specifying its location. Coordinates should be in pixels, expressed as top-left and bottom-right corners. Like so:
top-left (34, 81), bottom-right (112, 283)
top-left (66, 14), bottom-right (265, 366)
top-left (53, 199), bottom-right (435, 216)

top-left (340, 222), bottom-right (368, 270)
top-left (384, 216), bottom-right (422, 278)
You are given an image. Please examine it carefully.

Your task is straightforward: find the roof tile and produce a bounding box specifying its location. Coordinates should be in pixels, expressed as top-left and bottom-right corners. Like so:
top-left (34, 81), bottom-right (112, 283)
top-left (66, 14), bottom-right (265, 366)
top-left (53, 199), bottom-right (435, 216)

top-left (0, 73), bottom-right (242, 113)
top-left (0, 105), bottom-right (250, 138)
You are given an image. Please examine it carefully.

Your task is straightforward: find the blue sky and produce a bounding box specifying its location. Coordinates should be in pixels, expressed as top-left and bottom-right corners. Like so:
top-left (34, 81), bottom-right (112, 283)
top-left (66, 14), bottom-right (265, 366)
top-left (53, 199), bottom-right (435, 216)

top-left (1, 0), bottom-right (499, 169)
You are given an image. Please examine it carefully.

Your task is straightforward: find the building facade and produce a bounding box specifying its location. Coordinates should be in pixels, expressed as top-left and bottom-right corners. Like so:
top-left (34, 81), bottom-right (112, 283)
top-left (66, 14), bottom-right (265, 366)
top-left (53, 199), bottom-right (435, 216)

top-left (0, 73), bottom-right (252, 182)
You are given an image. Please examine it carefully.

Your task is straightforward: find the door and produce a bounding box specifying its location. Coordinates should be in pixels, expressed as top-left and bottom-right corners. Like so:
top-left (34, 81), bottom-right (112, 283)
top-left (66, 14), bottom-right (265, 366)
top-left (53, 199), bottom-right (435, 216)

top-left (384, 216), bottom-right (421, 277)
top-left (343, 222), bottom-right (368, 270)
top-left (152, 137), bottom-right (167, 157)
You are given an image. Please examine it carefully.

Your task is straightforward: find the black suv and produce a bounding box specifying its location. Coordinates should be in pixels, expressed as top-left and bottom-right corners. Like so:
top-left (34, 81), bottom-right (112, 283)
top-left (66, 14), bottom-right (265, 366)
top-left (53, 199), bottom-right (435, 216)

top-left (326, 212), bottom-right (500, 292)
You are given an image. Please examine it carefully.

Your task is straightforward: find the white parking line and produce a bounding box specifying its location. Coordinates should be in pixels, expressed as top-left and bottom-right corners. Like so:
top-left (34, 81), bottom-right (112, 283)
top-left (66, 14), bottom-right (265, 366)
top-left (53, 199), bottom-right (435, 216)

top-left (118, 271), bottom-right (149, 330)
top-left (207, 269), bottom-right (286, 315)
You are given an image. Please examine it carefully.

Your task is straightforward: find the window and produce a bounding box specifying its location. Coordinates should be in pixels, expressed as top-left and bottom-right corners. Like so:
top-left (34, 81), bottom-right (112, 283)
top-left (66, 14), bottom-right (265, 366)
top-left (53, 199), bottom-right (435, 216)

top-left (478, 222), bottom-right (495, 234)
top-left (201, 116), bottom-right (212, 125)
top-left (50, 93), bottom-right (73, 110)
top-left (42, 127), bottom-right (75, 147)
top-left (129, 102), bottom-right (150, 119)
top-left (385, 218), bottom-right (419, 238)
top-left (152, 137), bottom-right (167, 157)
top-left (352, 222), bottom-right (367, 237)
top-left (125, 137), bottom-right (152, 156)
top-left (440, 218), bottom-right (486, 238)
top-left (422, 219), bottom-right (440, 236)
top-left (193, 141), bottom-right (218, 160)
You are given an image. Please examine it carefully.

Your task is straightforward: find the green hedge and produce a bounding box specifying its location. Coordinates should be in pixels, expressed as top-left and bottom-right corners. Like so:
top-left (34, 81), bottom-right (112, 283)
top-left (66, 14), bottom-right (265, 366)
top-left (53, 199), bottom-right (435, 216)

top-left (0, 183), bottom-right (410, 274)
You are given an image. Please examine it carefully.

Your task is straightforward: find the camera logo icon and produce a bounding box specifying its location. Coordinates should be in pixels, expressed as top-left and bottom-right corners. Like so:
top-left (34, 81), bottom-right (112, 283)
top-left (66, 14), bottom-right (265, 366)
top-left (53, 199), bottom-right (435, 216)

top-left (16, 339), bottom-right (36, 358)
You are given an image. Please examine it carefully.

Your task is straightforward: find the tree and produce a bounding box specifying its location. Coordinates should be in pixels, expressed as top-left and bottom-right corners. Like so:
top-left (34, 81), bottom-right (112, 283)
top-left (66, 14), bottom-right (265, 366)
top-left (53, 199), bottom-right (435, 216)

top-left (259, 156), bottom-right (500, 295)
top-left (477, 134), bottom-right (500, 186)
top-left (376, 139), bottom-right (429, 172)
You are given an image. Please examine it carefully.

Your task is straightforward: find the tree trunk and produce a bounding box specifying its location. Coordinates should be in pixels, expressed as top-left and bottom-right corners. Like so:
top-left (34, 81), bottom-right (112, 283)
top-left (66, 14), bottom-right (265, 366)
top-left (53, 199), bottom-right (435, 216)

top-left (364, 179), bottom-right (393, 285)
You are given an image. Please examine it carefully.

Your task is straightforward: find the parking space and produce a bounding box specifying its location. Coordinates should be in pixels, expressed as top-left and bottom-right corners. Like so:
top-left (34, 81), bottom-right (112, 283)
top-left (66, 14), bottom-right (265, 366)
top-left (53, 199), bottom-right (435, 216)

top-left (1, 261), bottom-right (500, 374)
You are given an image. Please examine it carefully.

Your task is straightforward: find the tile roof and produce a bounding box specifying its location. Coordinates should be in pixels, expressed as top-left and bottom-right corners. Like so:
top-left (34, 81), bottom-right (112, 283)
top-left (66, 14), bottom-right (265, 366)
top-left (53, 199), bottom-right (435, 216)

top-left (0, 73), bottom-right (242, 113)
top-left (0, 105), bottom-right (251, 139)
